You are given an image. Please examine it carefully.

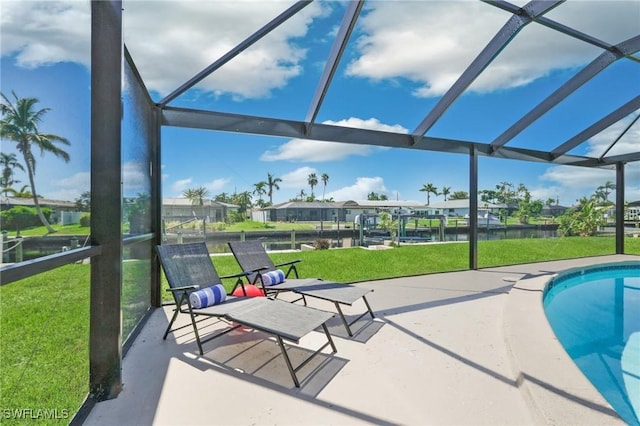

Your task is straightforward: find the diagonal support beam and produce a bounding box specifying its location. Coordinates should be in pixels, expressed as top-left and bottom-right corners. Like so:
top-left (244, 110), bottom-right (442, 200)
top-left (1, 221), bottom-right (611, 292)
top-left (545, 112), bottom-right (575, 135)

top-left (485, 0), bottom-right (640, 63)
top-left (158, 1), bottom-right (312, 107)
top-left (551, 96), bottom-right (640, 160)
top-left (599, 113), bottom-right (640, 161)
top-left (491, 35), bottom-right (640, 151)
top-left (304, 0), bottom-right (363, 135)
top-left (411, 0), bottom-right (563, 144)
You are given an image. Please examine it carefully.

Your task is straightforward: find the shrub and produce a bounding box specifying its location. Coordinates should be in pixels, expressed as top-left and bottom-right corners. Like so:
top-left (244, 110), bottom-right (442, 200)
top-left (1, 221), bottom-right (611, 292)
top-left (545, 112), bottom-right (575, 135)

top-left (314, 238), bottom-right (331, 249)
top-left (0, 206), bottom-right (50, 231)
top-left (80, 213), bottom-right (91, 227)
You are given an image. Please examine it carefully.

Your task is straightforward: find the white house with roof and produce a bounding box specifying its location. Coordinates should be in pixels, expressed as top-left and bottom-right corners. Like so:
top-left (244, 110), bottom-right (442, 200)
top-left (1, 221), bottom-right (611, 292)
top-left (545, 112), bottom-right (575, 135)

top-left (338, 200), bottom-right (428, 223)
top-left (257, 200), bottom-right (429, 223)
top-left (427, 199), bottom-right (505, 218)
top-left (162, 198), bottom-right (239, 223)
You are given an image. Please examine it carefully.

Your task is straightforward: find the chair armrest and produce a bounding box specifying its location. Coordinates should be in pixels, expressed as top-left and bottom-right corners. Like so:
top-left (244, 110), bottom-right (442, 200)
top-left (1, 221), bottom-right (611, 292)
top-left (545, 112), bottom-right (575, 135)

top-left (166, 285), bottom-right (199, 293)
top-left (274, 259), bottom-right (302, 268)
top-left (220, 271), bottom-right (252, 280)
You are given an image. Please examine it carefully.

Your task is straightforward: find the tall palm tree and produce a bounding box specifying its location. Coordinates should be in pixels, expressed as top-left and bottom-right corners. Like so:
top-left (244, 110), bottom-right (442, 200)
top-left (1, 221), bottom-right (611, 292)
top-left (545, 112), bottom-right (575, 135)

top-left (266, 173), bottom-right (282, 205)
top-left (597, 181), bottom-right (615, 202)
top-left (419, 183), bottom-right (438, 205)
top-left (441, 186), bottom-right (451, 202)
top-left (0, 152), bottom-right (24, 197)
top-left (321, 173), bottom-right (329, 201)
top-left (307, 173), bottom-right (318, 200)
top-left (1, 92), bottom-right (70, 233)
top-left (252, 181), bottom-right (267, 206)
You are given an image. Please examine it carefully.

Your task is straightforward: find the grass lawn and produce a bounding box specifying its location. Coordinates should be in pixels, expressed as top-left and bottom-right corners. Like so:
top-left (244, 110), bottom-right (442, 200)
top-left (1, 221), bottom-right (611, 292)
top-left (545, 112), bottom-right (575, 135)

top-left (1, 236), bottom-right (639, 422)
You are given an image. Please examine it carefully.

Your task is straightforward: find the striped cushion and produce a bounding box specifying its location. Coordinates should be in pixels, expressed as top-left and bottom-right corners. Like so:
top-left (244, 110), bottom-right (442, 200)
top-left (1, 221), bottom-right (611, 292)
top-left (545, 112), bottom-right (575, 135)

top-left (261, 269), bottom-right (286, 286)
top-left (189, 284), bottom-right (227, 308)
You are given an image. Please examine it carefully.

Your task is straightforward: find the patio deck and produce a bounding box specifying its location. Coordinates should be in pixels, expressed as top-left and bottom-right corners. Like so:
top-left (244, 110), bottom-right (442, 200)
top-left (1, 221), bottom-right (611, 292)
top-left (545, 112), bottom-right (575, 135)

top-left (84, 255), bottom-right (636, 425)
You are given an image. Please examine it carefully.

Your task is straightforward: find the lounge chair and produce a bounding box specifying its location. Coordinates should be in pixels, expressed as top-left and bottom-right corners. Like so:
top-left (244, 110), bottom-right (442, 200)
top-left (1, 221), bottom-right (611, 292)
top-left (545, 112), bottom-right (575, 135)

top-left (227, 240), bottom-right (375, 337)
top-left (156, 242), bottom-right (337, 387)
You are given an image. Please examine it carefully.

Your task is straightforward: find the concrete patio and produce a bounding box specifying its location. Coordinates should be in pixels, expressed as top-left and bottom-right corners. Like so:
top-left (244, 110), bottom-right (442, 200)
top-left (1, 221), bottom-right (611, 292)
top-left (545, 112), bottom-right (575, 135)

top-left (84, 255), bottom-right (636, 425)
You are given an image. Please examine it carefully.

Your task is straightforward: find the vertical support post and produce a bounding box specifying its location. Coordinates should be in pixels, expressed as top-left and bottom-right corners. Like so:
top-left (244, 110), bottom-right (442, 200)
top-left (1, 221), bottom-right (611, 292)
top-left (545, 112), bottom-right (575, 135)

top-left (616, 162), bottom-right (625, 254)
top-left (291, 229), bottom-right (296, 250)
top-left (15, 237), bottom-right (23, 263)
top-left (90, 0), bottom-right (123, 401)
top-left (469, 146), bottom-right (478, 270)
top-left (151, 105), bottom-right (162, 308)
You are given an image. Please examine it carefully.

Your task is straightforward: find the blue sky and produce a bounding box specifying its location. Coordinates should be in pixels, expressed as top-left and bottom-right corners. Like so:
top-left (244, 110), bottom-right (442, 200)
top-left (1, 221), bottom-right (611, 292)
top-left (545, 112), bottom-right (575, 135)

top-left (1, 1), bottom-right (639, 207)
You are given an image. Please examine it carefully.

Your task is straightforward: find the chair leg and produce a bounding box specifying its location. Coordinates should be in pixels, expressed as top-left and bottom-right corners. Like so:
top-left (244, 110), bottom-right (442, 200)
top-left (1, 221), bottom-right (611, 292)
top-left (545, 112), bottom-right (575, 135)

top-left (335, 296), bottom-right (375, 337)
top-left (187, 305), bottom-right (204, 355)
top-left (334, 302), bottom-right (353, 337)
top-left (163, 306), bottom-right (181, 340)
top-left (362, 295), bottom-right (375, 319)
top-left (276, 335), bottom-right (300, 387)
top-left (322, 323), bottom-right (337, 353)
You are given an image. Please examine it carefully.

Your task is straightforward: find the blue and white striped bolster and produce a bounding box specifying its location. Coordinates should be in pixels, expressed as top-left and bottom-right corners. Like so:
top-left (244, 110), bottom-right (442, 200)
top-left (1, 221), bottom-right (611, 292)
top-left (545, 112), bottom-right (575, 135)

top-left (189, 284), bottom-right (227, 308)
top-left (261, 269), bottom-right (286, 286)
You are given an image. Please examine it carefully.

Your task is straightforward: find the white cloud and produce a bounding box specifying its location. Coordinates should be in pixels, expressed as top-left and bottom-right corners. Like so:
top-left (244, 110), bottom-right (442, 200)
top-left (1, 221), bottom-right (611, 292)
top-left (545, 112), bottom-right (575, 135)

top-left (46, 171), bottom-right (90, 201)
top-left (204, 178), bottom-right (230, 193)
top-left (326, 176), bottom-right (387, 201)
top-left (347, 1), bottom-right (637, 97)
top-left (261, 117), bottom-right (403, 162)
top-left (122, 1), bottom-right (329, 99)
top-left (529, 186), bottom-right (564, 204)
top-left (536, 114), bottom-right (640, 204)
top-left (279, 166), bottom-right (317, 190)
top-left (5, 1), bottom-right (636, 102)
top-left (541, 165), bottom-right (614, 189)
top-left (582, 114), bottom-right (640, 158)
top-left (123, 161), bottom-right (149, 195)
top-left (171, 178), bottom-right (192, 194)
top-left (1, 1), bottom-right (91, 68)
top-left (1, 1), bottom-right (329, 99)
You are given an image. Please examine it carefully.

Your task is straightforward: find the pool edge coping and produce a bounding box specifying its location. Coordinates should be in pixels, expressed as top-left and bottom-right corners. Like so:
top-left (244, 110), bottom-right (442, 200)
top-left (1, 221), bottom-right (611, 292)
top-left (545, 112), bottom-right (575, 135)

top-left (503, 261), bottom-right (633, 425)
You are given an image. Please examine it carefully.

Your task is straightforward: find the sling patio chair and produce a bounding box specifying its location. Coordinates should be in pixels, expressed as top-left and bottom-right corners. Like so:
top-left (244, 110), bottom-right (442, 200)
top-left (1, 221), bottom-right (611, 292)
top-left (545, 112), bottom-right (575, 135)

top-left (227, 240), bottom-right (375, 337)
top-left (156, 242), bottom-right (337, 387)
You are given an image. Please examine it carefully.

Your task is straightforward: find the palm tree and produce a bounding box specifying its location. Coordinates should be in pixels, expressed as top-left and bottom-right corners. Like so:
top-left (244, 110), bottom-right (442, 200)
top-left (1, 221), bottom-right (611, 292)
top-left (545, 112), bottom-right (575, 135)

top-left (233, 191), bottom-right (252, 217)
top-left (419, 183), bottom-right (439, 205)
top-left (1, 152), bottom-right (24, 197)
top-left (321, 173), bottom-right (329, 201)
top-left (596, 181), bottom-right (615, 203)
top-left (441, 186), bottom-right (451, 202)
top-left (1, 92), bottom-right (70, 233)
top-left (298, 189), bottom-right (306, 201)
top-left (252, 181), bottom-right (267, 206)
top-left (182, 186), bottom-right (209, 219)
top-left (307, 173), bottom-right (318, 200)
top-left (266, 173), bottom-right (282, 205)
top-left (214, 192), bottom-right (231, 203)
top-left (12, 184), bottom-right (33, 198)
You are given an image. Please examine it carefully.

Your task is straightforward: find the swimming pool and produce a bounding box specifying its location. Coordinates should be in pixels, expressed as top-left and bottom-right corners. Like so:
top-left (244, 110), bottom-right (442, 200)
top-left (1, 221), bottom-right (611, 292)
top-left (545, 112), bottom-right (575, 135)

top-left (544, 262), bottom-right (640, 426)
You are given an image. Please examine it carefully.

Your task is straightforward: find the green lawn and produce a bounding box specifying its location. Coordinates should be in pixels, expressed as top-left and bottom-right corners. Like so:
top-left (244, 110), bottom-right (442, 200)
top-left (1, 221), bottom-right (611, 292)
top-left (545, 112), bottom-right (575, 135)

top-left (2, 236), bottom-right (639, 423)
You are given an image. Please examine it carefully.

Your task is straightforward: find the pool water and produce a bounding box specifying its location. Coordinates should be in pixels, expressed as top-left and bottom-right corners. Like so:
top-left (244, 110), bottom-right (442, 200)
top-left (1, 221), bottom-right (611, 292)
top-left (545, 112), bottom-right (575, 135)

top-left (544, 263), bottom-right (640, 426)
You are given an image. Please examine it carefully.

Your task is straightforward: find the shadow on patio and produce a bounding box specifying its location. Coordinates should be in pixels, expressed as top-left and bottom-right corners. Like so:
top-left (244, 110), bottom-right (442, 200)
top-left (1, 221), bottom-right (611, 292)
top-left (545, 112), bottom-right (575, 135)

top-left (84, 256), bottom-right (633, 425)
